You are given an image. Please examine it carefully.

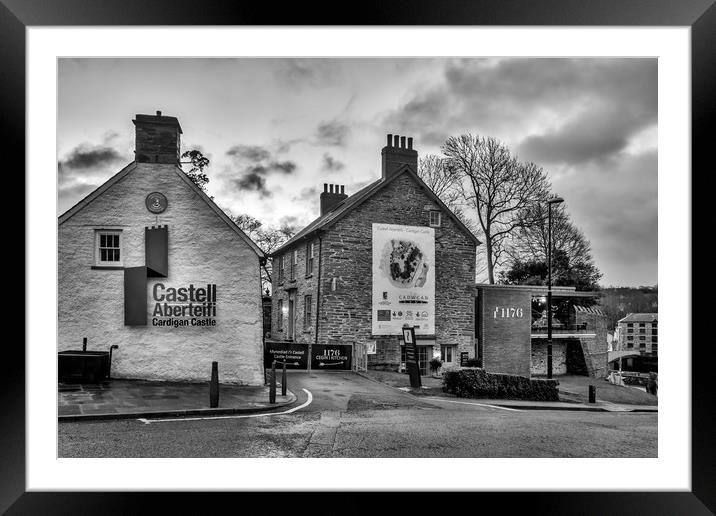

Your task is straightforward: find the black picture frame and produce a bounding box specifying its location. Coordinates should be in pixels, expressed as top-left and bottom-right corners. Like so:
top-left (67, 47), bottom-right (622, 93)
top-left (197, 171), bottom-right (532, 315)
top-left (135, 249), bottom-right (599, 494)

top-left (8, 0), bottom-right (711, 513)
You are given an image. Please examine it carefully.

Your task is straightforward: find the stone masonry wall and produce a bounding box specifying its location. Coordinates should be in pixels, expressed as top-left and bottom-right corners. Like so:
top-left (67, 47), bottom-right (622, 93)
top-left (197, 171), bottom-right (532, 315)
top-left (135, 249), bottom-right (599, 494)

top-left (271, 172), bottom-right (476, 371)
top-left (576, 311), bottom-right (609, 378)
top-left (271, 237), bottom-right (320, 344)
top-left (530, 341), bottom-right (567, 376)
top-left (58, 163), bottom-right (264, 385)
top-left (322, 174), bottom-right (476, 369)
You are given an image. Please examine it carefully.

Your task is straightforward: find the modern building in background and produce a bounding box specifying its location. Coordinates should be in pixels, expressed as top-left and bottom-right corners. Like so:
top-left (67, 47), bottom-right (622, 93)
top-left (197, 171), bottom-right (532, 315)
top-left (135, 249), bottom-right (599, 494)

top-left (475, 284), bottom-right (608, 378)
top-left (268, 135), bottom-right (479, 374)
top-left (614, 313), bottom-right (658, 372)
top-left (58, 112), bottom-right (266, 384)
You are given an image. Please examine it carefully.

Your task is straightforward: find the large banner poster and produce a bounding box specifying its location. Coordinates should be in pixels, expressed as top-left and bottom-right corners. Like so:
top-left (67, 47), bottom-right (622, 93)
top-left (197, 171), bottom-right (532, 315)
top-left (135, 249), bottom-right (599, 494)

top-left (372, 223), bottom-right (435, 335)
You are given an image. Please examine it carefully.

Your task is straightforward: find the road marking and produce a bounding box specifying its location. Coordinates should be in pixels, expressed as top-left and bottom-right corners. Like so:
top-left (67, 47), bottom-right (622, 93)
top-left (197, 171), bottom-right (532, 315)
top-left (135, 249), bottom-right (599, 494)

top-left (421, 397), bottom-right (523, 412)
top-left (137, 389), bottom-right (313, 424)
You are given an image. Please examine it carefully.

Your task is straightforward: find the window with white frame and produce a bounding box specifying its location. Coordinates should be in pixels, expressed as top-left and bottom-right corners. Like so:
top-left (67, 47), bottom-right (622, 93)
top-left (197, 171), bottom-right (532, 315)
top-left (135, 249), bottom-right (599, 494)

top-left (429, 210), bottom-right (441, 227)
top-left (95, 230), bottom-right (122, 266)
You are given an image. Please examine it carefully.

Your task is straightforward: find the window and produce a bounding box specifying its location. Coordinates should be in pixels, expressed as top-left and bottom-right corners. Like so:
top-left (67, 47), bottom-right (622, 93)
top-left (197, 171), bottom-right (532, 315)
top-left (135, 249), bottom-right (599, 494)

top-left (277, 299), bottom-right (284, 330)
top-left (429, 210), bottom-right (441, 227)
top-left (306, 242), bottom-right (314, 277)
top-left (639, 340), bottom-right (646, 348)
top-left (278, 256), bottom-right (285, 283)
top-left (290, 250), bottom-right (297, 281)
top-left (304, 295), bottom-right (312, 328)
top-left (95, 230), bottom-right (122, 266)
top-left (627, 341), bottom-right (634, 349)
top-left (441, 345), bottom-right (455, 363)
top-left (627, 323), bottom-right (633, 333)
top-left (652, 336), bottom-right (658, 343)
top-left (652, 343), bottom-right (658, 353)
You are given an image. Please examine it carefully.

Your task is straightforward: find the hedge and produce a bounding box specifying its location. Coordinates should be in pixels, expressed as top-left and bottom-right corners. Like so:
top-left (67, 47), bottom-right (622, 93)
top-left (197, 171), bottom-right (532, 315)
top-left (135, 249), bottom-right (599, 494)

top-left (442, 368), bottom-right (559, 401)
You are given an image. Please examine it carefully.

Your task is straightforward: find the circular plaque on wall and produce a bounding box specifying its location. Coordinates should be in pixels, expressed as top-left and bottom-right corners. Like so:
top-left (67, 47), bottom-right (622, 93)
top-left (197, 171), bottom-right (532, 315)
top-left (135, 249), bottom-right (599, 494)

top-left (146, 192), bottom-right (168, 214)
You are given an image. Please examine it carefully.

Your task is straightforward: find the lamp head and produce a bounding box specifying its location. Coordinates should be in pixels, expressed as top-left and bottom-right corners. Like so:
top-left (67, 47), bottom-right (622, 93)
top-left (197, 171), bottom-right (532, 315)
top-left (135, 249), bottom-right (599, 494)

top-left (547, 197), bottom-right (565, 205)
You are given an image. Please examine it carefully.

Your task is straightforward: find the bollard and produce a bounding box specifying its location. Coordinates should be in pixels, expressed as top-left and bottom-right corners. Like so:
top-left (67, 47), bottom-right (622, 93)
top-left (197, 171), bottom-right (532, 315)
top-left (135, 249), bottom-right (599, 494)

top-left (588, 385), bottom-right (596, 404)
top-left (82, 337), bottom-right (87, 352)
top-left (209, 361), bottom-right (219, 408)
top-left (281, 362), bottom-right (287, 397)
top-left (269, 360), bottom-right (276, 404)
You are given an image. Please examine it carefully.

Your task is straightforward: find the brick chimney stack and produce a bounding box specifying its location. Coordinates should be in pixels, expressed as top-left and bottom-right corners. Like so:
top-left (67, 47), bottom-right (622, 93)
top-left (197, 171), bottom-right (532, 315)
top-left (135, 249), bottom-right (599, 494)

top-left (133, 111), bottom-right (183, 165)
top-left (320, 183), bottom-right (348, 215)
top-left (381, 133), bottom-right (417, 180)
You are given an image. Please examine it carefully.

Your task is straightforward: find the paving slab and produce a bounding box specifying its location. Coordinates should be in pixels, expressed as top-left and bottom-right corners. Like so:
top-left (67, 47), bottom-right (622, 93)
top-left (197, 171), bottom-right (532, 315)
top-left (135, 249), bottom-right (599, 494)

top-left (58, 379), bottom-right (296, 422)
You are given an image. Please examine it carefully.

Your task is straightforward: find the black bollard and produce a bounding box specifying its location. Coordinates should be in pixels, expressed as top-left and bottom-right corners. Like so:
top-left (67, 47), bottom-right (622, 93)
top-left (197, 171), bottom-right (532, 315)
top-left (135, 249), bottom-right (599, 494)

top-left (281, 362), bottom-right (287, 396)
top-left (82, 337), bottom-right (87, 352)
top-left (269, 361), bottom-right (277, 404)
top-left (209, 361), bottom-right (219, 408)
top-left (588, 385), bottom-right (596, 403)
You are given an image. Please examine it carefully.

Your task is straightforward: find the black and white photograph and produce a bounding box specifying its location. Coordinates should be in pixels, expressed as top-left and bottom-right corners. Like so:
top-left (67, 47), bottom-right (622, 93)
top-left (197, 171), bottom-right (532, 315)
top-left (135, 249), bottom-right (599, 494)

top-left (56, 56), bottom-right (660, 459)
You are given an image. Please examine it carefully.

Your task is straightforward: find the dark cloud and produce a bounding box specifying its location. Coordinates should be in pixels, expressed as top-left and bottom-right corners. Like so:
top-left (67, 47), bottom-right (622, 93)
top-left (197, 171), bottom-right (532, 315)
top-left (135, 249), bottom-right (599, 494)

top-left (61, 144), bottom-right (124, 169)
top-left (226, 143), bottom-right (297, 197)
top-left (383, 58), bottom-right (657, 165)
top-left (232, 173), bottom-right (271, 198)
top-left (315, 120), bottom-right (350, 147)
top-left (517, 103), bottom-right (654, 165)
top-left (321, 153), bottom-right (345, 172)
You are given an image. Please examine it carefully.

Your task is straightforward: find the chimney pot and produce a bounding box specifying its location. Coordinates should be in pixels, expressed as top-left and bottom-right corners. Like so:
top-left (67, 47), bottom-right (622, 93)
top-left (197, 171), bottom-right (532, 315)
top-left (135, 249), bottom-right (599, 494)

top-left (381, 133), bottom-right (418, 180)
top-left (324, 183), bottom-right (328, 192)
top-left (387, 134), bottom-right (393, 147)
top-left (156, 110), bottom-right (162, 116)
top-left (340, 185), bottom-right (345, 194)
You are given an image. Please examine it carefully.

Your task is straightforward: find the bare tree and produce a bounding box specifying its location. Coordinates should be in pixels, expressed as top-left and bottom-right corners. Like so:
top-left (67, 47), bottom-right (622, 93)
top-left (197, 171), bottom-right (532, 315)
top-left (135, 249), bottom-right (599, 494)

top-left (232, 214), bottom-right (296, 294)
top-left (442, 134), bottom-right (550, 283)
top-left (510, 202), bottom-right (591, 265)
top-left (418, 154), bottom-right (476, 234)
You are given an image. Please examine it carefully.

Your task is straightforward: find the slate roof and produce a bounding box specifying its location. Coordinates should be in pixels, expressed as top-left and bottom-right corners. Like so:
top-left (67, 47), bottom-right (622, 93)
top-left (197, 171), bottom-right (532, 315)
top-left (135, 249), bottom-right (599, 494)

top-left (271, 164), bottom-right (480, 256)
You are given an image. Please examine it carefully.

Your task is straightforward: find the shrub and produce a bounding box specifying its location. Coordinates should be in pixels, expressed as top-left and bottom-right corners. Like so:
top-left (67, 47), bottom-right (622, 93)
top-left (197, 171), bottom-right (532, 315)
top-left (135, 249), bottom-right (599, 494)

top-left (442, 368), bottom-right (559, 401)
top-left (465, 358), bottom-right (481, 367)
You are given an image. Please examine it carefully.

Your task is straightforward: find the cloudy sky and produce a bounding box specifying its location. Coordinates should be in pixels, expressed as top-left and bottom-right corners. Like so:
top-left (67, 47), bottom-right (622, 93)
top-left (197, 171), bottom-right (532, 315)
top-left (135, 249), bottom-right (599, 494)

top-left (58, 58), bottom-right (657, 287)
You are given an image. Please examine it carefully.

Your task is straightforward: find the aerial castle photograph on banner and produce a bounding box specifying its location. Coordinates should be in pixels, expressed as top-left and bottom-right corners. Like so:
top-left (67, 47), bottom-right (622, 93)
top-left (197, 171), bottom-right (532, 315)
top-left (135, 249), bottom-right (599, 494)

top-left (57, 57), bottom-right (658, 459)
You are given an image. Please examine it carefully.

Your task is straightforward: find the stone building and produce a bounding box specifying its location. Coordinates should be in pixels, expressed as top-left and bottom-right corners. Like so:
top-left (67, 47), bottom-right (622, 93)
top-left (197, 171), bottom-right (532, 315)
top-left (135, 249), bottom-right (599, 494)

top-left (58, 111), bottom-right (266, 384)
top-left (268, 135), bottom-right (479, 374)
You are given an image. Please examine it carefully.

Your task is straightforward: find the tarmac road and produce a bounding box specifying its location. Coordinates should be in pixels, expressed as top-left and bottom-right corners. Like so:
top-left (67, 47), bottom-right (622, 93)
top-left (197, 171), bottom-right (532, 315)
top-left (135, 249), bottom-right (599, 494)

top-left (58, 372), bottom-right (657, 458)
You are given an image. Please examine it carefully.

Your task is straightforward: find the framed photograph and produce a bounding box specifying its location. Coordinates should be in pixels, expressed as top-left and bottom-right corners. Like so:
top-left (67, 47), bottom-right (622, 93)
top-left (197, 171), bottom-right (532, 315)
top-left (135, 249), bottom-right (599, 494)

top-left (10, 0), bottom-right (712, 513)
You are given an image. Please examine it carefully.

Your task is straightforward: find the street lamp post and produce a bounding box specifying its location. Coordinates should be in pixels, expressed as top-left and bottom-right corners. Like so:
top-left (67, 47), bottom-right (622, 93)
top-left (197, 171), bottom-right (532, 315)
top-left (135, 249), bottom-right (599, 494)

top-left (546, 196), bottom-right (564, 379)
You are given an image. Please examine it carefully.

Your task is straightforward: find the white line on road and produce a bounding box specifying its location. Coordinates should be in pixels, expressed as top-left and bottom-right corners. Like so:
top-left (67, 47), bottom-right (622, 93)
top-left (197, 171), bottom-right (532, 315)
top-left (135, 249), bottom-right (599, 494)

top-left (137, 389), bottom-right (313, 424)
top-left (421, 397), bottom-right (523, 412)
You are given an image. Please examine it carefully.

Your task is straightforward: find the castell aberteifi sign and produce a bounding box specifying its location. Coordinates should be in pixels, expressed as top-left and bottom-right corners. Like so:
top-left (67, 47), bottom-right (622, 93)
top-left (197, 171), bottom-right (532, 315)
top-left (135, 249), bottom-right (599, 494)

top-left (123, 220), bottom-right (217, 327)
top-left (151, 282), bottom-right (217, 327)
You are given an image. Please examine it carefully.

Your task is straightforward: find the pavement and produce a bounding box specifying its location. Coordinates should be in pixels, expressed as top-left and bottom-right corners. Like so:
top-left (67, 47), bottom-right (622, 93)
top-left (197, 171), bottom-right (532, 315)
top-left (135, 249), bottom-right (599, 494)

top-left (59, 371), bottom-right (658, 458)
top-left (356, 369), bottom-right (658, 413)
top-left (58, 378), bottom-right (296, 422)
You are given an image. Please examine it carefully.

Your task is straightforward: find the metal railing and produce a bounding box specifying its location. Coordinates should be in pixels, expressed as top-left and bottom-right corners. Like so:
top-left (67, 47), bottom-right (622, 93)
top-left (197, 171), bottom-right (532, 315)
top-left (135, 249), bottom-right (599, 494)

top-left (531, 323), bottom-right (588, 334)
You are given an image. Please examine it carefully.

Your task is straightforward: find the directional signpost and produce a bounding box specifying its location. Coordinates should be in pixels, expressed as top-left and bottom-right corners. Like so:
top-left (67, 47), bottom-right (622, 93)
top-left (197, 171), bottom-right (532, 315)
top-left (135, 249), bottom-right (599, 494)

top-left (402, 325), bottom-right (422, 389)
